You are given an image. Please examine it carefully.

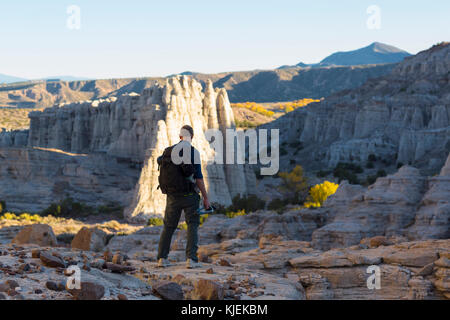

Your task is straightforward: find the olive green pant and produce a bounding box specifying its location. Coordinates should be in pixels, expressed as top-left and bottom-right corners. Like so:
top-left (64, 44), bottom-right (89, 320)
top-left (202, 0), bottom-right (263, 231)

top-left (157, 193), bottom-right (200, 262)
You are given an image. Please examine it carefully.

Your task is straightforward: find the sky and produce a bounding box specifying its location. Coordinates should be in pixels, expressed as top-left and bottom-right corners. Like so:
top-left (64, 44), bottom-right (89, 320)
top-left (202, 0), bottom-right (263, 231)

top-left (0, 0), bottom-right (449, 79)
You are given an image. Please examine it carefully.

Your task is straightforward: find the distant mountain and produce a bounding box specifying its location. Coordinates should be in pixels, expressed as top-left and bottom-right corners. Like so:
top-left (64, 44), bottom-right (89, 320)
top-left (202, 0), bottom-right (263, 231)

top-left (165, 71), bottom-right (198, 77)
top-left (0, 74), bottom-right (28, 84)
top-left (277, 62), bottom-right (310, 70)
top-left (319, 42), bottom-right (411, 66)
top-left (40, 76), bottom-right (92, 81)
top-left (0, 63), bottom-right (395, 108)
top-left (278, 42), bottom-right (411, 69)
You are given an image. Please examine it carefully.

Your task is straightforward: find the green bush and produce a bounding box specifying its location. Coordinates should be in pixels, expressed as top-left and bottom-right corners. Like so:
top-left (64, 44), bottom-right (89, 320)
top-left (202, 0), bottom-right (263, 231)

top-left (366, 175), bottom-right (377, 185)
top-left (148, 218), bottom-right (164, 226)
top-left (97, 202), bottom-right (124, 219)
top-left (368, 154), bottom-right (377, 162)
top-left (354, 165), bottom-right (364, 174)
top-left (333, 163), bottom-right (360, 185)
top-left (377, 170), bottom-right (387, 178)
top-left (366, 162), bottom-right (375, 169)
top-left (267, 198), bottom-right (291, 214)
top-left (316, 170), bottom-right (329, 178)
top-left (365, 169), bottom-right (388, 185)
top-left (211, 195), bottom-right (265, 219)
top-left (41, 198), bottom-right (95, 217)
top-left (229, 194), bottom-right (266, 213)
top-left (0, 200), bottom-right (5, 214)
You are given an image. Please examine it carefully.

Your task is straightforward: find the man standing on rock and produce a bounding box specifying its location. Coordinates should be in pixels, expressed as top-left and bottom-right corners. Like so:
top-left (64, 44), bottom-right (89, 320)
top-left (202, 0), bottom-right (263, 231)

top-left (156, 125), bottom-right (210, 269)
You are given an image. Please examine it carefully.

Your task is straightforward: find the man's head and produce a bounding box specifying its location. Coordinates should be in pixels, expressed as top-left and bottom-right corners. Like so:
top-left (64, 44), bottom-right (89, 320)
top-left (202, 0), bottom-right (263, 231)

top-left (180, 125), bottom-right (194, 142)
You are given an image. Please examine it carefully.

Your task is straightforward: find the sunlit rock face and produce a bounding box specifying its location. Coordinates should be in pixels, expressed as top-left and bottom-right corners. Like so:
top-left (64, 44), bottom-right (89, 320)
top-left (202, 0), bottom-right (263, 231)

top-left (0, 76), bottom-right (256, 220)
top-left (264, 43), bottom-right (450, 173)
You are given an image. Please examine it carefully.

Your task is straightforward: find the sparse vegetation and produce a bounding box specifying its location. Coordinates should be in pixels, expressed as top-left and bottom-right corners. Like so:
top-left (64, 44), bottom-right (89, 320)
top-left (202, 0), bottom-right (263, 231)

top-left (210, 195), bottom-right (266, 219)
top-left (231, 102), bottom-right (275, 117)
top-left (365, 169), bottom-right (388, 186)
top-left (228, 194), bottom-right (266, 214)
top-left (147, 218), bottom-right (164, 227)
top-left (377, 169), bottom-right (387, 178)
top-left (40, 198), bottom-right (123, 218)
top-left (0, 108), bottom-right (45, 130)
top-left (235, 119), bottom-right (259, 128)
top-left (278, 165), bottom-right (309, 204)
top-left (368, 154), bottom-right (377, 162)
top-left (225, 209), bottom-right (247, 219)
top-left (333, 162), bottom-right (361, 185)
top-left (0, 200), bottom-right (5, 214)
top-left (41, 198), bottom-right (96, 217)
top-left (0, 212), bottom-right (44, 222)
top-left (316, 170), bottom-right (330, 178)
top-left (278, 99), bottom-right (321, 113)
top-left (267, 198), bottom-right (293, 214)
top-left (366, 162), bottom-right (375, 169)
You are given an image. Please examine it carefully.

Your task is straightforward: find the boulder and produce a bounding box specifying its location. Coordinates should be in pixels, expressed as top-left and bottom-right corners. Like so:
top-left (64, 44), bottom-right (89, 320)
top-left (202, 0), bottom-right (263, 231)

top-left (67, 282), bottom-right (105, 300)
top-left (383, 249), bottom-right (439, 267)
top-left (39, 251), bottom-right (66, 268)
top-left (71, 227), bottom-right (107, 252)
top-left (11, 224), bottom-right (57, 247)
top-left (193, 279), bottom-right (224, 300)
top-left (153, 281), bottom-right (184, 300)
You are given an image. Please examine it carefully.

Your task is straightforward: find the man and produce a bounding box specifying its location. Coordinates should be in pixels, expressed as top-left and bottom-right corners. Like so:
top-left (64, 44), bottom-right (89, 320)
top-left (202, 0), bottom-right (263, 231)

top-left (156, 125), bottom-right (210, 269)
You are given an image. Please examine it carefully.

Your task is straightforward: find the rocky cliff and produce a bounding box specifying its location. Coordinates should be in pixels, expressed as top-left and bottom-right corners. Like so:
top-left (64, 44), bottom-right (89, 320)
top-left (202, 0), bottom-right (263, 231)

top-left (0, 76), bottom-right (256, 219)
top-left (310, 152), bottom-right (450, 250)
top-left (265, 42), bottom-right (450, 173)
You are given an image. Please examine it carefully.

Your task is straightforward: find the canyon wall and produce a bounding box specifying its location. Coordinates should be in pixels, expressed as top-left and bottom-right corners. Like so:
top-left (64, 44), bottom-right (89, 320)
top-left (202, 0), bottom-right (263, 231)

top-left (310, 152), bottom-right (450, 250)
top-left (265, 43), bottom-right (450, 173)
top-left (0, 76), bottom-right (256, 219)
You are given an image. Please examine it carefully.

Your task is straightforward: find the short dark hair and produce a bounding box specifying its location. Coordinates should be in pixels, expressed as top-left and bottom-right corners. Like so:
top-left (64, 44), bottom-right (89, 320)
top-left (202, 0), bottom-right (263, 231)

top-left (181, 125), bottom-right (194, 138)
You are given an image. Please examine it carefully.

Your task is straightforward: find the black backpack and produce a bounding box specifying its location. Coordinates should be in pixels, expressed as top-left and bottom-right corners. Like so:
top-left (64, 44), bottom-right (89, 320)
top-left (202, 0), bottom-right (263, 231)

top-left (158, 144), bottom-right (195, 195)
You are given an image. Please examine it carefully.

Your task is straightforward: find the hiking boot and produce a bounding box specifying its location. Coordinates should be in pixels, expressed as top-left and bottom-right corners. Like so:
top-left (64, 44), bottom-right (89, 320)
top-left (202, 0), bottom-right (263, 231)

top-left (157, 258), bottom-right (172, 268)
top-left (186, 259), bottom-right (202, 269)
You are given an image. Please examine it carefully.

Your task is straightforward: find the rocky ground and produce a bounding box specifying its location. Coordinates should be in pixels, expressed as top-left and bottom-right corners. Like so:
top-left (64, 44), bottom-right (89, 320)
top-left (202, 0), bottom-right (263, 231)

top-left (0, 213), bottom-right (448, 300)
top-left (0, 151), bottom-right (448, 300)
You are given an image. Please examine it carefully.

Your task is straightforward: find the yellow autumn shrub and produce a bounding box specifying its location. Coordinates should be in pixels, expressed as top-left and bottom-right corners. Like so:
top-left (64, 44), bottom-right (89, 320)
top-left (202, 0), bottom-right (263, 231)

top-left (231, 102), bottom-right (275, 117)
top-left (304, 181), bottom-right (339, 208)
top-left (279, 98), bottom-right (321, 113)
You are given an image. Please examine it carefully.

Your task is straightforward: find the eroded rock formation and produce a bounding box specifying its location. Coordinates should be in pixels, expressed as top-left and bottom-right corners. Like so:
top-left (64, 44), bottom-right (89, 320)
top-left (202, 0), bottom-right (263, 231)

top-left (0, 76), bottom-right (256, 219)
top-left (265, 42), bottom-right (450, 173)
top-left (311, 153), bottom-right (450, 250)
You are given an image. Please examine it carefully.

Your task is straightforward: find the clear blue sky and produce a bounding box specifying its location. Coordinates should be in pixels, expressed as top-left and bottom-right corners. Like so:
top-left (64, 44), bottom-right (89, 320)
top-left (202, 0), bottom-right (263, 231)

top-left (0, 0), bottom-right (449, 79)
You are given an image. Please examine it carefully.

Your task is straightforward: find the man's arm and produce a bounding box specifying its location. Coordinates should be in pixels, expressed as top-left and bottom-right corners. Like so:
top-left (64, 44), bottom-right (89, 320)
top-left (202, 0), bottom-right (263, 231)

top-left (196, 178), bottom-right (210, 209)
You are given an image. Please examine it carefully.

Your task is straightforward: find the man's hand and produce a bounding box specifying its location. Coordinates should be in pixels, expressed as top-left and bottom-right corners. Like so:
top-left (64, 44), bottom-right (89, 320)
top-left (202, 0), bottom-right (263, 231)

top-left (196, 178), bottom-right (210, 209)
top-left (203, 197), bottom-right (211, 210)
